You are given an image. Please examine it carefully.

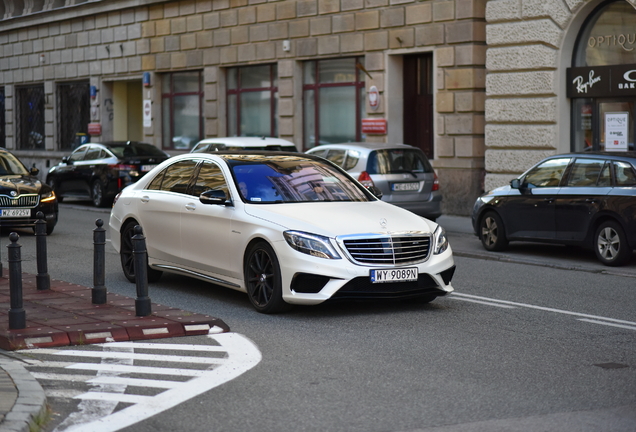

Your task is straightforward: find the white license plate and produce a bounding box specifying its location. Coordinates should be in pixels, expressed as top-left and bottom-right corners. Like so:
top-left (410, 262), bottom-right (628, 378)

top-left (392, 182), bottom-right (419, 191)
top-left (141, 165), bottom-right (157, 172)
top-left (370, 267), bottom-right (418, 283)
top-left (1, 209), bottom-right (31, 218)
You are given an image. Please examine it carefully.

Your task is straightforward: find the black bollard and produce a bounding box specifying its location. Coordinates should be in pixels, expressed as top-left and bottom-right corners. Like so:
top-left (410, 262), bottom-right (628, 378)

top-left (8, 232), bottom-right (26, 330)
top-left (34, 211), bottom-right (50, 291)
top-left (132, 225), bottom-right (151, 316)
top-left (92, 219), bottom-right (107, 304)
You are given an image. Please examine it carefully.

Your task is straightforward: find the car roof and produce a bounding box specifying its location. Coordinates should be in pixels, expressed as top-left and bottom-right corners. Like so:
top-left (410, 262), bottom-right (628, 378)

top-left (547, 151), bottom-right (636, 163)
top-left (306, 142), bottom-right (419, 152)
top-left (81, 141), bottom-right (152, 148)
top-left (195, 137), bottom-right (296, 147)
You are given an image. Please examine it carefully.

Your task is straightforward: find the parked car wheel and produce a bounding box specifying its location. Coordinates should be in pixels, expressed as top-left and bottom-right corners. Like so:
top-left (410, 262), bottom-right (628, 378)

top-left (594, 220), bottom-right (632, 266)
top-left (91, 180), bottom-right (107, 207)
top-left (120, 221), bottom-right (163, 283)
top-left (479, 211), bottom-right (508, 251)
top-left (244, 241), bottom-right (288, 314)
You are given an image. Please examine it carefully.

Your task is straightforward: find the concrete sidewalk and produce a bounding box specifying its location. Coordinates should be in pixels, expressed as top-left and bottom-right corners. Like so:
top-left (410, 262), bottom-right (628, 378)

top-left (1, 215), bottom-right (635, 432)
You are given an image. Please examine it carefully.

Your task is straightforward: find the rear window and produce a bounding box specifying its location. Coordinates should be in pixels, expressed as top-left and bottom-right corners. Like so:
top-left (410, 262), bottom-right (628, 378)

top-left (367, 149), bottom-right (432, 174)
top-left (109, 143), bottom-right (168, 158)
top-left (614, 161), bottom-right (636, 186)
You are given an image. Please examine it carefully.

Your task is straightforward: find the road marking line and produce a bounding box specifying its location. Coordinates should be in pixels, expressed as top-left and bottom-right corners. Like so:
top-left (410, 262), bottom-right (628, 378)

top-left (74, 392), bottom-right (152, 404)
top-left (451, 297), bottom-right (516, 309)
top-left (31, 373), bottom-right (95, 382)
top-left (98, 342), bottom-right (228, 352)
top-left (43, 350), bottom-right (225, 365)
top-left (62, 333), bottom-right (262, 432)
top-left (578, 319), bottom-right (636, 331)
top-left (65, 363), bottom-right (209, 377)
top-left (87, 376), bottom-right (183, 389)
top-left (46, 389), bottom-right (85, 399)
top-left (452, 293), bottom-right (636, 327)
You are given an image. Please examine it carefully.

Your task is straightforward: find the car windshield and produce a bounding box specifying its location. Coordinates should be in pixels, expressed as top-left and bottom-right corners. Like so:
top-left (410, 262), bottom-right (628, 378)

top-left (227, 155), bottom-right (370, 203)
top-left (0, 152), bottom-right (29, 176)
top-left (108, 143), bottom-right (167, 158)
top-left (367, 149), bottom-right (432, 174)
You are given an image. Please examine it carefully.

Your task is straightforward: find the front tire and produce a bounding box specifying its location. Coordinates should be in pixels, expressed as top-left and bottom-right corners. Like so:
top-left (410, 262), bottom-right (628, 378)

top-left (91, 180), bottom-right (107, 207)
top-left (120, 221), bottom-right (163, 283)
top-left (244, 241), bottom-right (289, 314)
top-left (594, 220), bottom-right (632, 266)
top-left (479, 211), bottom-right (508, 251)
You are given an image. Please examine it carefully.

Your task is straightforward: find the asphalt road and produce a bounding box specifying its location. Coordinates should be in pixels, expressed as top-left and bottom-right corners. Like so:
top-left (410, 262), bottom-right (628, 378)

top-left (8, 202), bottom-right (636, 432)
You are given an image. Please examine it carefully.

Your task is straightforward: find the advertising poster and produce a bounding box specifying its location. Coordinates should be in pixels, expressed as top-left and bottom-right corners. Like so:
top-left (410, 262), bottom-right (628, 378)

top-left (604, 112), bottom-right (628, 151)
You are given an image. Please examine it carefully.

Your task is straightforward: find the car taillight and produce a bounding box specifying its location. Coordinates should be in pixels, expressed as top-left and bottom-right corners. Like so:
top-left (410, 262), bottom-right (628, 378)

top-left (432, 172), bottom-right (439, 191)
top-left (108, 164), bottom-right (136, 171)
top-left (358, 171), bottom-right (375, 187)
top-left (112, 192), bottom-right (121, 206)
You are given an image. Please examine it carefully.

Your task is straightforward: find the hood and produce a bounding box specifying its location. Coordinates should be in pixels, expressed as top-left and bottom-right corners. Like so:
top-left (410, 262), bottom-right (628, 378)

top-left (0, 175), bottom-right (43, 195)
top-left (243, 200), bottom-right (436, 237)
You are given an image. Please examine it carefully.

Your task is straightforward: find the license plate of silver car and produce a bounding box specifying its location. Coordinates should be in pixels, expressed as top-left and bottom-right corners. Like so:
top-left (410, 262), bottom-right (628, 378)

top-left (370, 267), bottom-right (418, 283)
top-left (1, 208), bottom-right (30, 218)
top-left (392, 182), bottom-right (419, 191)
top-left (141, 165), bottom-right (157, 172)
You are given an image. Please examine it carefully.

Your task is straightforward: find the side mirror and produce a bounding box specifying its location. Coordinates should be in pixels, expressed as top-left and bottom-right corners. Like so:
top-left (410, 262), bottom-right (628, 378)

top-left (200, 189), bottom-right (232, 206)
top-left (510, 178), bottom-right (521, 189)
top-left (62, 156), bottom-right (70, 164)
top-left (366, 186), bottom-right (383, 199)
top-left (30, 166), bottom-right (40, 176)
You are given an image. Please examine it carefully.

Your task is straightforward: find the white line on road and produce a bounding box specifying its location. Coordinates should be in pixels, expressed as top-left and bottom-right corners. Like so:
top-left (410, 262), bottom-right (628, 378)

top-left (578, 319), bottom-right (636, 331)
top-left (65, 363), bottom-right (209, 377)
top-left (74, 392), bottom-right (152, 404)
top-left (34, 349), bottom-right (225, 365)
top-left (97, 342), bottom-right (228, 352)
top-left (452, 293), bottom-right (636, 327)
top-left (451, 297), bottom-right (517, 309)
top-left (87, 376), bottom-right (183, 389)
top-left (31, 373), bottom-right (95, 382)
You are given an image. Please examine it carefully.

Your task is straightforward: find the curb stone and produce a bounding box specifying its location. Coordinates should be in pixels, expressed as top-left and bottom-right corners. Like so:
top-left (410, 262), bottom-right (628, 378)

top-left (0, 356), bottom-right (47, 432)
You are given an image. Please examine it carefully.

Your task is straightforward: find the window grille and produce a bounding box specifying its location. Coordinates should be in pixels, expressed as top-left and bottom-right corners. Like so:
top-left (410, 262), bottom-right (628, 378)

top-left (0, 88), bottom-right (5, 148)
top-left (58, 82), bottom-right (90, 150)
top-left (16, 85), bottom-right (45, 150)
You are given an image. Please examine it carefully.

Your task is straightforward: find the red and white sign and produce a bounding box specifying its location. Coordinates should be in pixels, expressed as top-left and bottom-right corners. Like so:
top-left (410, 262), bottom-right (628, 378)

top-left (143, 100), bottom-right (152, 128)
top-left (87, 123), bottom-right (102, 136)
top-left (368, 85), bottom-right (379, 111)
top-left (361, 118), bottom-right (387, 135)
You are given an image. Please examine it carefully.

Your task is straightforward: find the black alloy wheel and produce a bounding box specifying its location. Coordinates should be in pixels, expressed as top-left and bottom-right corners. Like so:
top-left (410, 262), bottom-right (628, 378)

top-left (594, 220), bottom-right (632, 266)
top-left (120, 221), bottom-right (163, 283)
top-left (244, 241), bottom-right (288, 314)
top-left (479, 211), bottom-right (508, 251)
top-left (92, 180), bottom-right (106, 207)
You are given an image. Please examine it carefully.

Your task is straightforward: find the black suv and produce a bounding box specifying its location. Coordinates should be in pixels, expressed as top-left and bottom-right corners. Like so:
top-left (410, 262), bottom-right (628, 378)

top-left (0, 148), bottom-right (58, 234)
top-left (472, 152), bottom-right (636, 266)
top-left (47, 141), bottom-right (170, 207)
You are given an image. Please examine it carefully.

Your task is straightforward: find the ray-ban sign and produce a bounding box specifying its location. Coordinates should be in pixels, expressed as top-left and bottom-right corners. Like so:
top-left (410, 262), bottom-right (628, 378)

top-left (567, 64), bottom-right (636, 98)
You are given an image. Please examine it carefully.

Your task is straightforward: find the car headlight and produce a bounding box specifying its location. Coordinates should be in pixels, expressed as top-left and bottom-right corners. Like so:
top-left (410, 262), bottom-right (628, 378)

top-left (40, 190), bottom-right (56, 202)
top-left (284, 231), bottom-right (341, 259)
top-left (433, 225), bottom-right (449, 255)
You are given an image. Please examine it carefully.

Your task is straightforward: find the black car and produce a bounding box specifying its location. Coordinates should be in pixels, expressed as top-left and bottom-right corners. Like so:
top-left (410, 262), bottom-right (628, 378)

top-left (472, 152), bottom-right (636, 266)
top-left (0, 148), bottom-right (58, 235)
top-left (47, 141), bottom-right (170, 207)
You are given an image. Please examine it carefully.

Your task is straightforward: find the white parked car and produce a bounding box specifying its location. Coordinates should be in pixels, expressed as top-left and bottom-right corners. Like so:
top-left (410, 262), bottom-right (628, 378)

top-left (190, 136), bottom-right (298, 153)
top-left (109, 152), bottom-right (455, 313)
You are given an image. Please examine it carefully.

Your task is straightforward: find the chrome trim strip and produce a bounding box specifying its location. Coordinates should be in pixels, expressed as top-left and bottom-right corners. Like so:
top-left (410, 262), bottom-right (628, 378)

top-left (152, 264), bottom-right (241, 288)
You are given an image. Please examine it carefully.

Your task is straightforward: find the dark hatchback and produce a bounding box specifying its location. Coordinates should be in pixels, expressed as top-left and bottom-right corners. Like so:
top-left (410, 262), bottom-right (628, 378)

top-left (0, 148), bottom-right (58, 234)
top-left (47, 141), bottom-right (170, 207)
top-left (472, 152), bottom-right (636, 266)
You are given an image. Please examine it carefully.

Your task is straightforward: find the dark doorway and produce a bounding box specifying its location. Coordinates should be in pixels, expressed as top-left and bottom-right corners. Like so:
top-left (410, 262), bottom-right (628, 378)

top-left (403, 54), bottom-right (434, 159)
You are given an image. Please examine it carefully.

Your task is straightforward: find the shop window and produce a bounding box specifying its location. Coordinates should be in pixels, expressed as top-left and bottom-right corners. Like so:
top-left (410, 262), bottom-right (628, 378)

top-left (162, 71), bottom-right (203, 151)
top-left (57, 81), bottom-right (90, 150)
top-left (16, 85), bottom-right (45, 150)
top-left (0, 88), bottom-right (4, 148)
top-left (227, 65), bottom-right (278, 137)
top-left (570, 0), bottom-right (636, 152)
top-left (303, 58), bottom-right (365, 150)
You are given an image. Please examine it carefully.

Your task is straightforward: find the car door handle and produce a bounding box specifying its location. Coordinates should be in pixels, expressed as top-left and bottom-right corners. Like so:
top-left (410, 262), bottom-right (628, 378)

top-left (185, 203), bottom-right (196, 211)
top-left (140, 196), bottom-right (150, 203)
top-left (544, 198), bottom-right (554, 204)
top-left (585, 198), bottom-right (598, 203)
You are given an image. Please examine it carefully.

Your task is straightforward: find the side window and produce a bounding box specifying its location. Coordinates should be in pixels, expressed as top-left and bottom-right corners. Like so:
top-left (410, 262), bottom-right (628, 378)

top-left (614, 161), bottom-right (636, 186)
top-left (523, 158), bottom-right (571, 188)
top-left (597, 162), bottom-right (611, 187)
top-left (155, 160), bottom-right (197, 194)
top-left (69, 146), bottom-right (89, 162)
top-left (84, 146), bottom-right (102, 161)
top-left (565, 159), bottom-right (605, 187)
top-left (325, 150), bottom-right (346, 167)
top-left (343, 150), bottom-right (360, 171)
top-left (191, 162), bottom-right (229, 197)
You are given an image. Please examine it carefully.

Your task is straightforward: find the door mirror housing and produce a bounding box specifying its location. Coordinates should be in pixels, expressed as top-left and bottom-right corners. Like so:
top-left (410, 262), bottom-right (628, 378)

top-left (200, 189), bottom-right (232, 206)
top-left (510, 178), bottom-right (521, 189)
top-left (366, 185), bottom-right (383, 199)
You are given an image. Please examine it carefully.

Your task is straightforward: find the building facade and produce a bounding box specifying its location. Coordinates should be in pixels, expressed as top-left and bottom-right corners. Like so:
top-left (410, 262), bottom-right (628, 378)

top-left (485, 0), bottom-right (636, 191)
top-left (0, 0), bottom-right (486, 215)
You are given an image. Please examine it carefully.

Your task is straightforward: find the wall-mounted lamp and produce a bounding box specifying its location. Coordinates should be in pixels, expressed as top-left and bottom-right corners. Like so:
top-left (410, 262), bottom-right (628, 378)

top-left (282, 40), bottom-right (291, 52)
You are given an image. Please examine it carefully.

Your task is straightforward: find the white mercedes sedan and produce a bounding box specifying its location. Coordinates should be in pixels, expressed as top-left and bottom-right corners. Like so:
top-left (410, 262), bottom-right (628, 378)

top-left (109, 152), bottom-right (455, 313)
